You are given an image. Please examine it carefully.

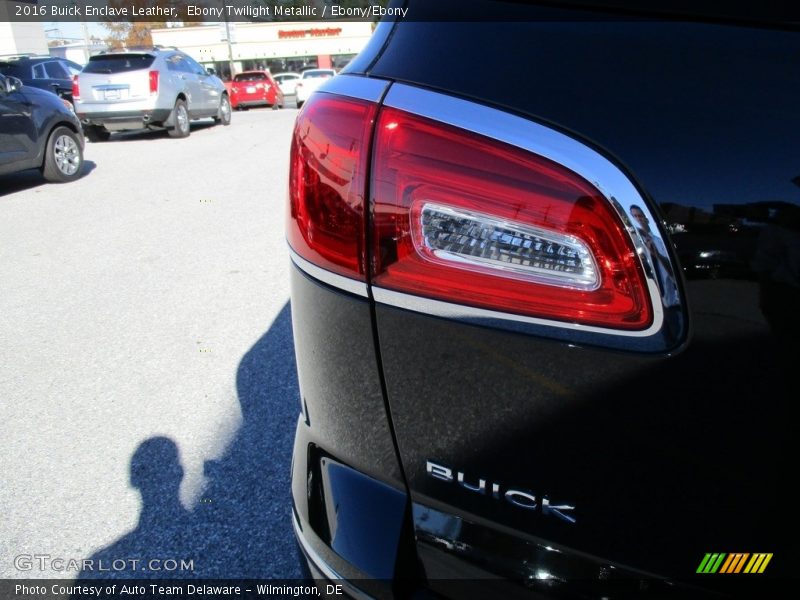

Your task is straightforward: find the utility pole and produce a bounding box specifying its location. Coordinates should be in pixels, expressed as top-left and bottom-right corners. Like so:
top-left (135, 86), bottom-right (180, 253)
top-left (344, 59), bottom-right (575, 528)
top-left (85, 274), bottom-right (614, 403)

top-left (81, 20), bottom-right (91, 61)
top-left (224, 17), bottom-right (235, 78)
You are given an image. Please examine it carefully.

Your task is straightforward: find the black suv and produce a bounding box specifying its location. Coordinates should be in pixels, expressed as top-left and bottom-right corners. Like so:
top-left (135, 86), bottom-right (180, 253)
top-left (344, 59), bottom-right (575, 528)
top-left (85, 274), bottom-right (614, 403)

top-left (287, 2), bottom-right (799, 599)
top-left (0, 55), bottom-right (83, 106)
top-left (0, 73), bottom-right (84, 183)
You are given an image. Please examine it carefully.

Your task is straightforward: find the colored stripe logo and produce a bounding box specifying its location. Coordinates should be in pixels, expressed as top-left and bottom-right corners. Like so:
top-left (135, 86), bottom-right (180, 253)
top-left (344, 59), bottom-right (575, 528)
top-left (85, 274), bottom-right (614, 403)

top-left (697, 553), bottom-right (773, 574)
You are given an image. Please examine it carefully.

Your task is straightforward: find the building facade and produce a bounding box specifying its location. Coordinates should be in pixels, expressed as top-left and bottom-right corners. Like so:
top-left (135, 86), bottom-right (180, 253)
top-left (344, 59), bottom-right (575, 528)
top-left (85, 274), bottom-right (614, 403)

top-left (0, 18), bottom-right (48, 57)
top-left (151, 21), bottom-right (374, 79)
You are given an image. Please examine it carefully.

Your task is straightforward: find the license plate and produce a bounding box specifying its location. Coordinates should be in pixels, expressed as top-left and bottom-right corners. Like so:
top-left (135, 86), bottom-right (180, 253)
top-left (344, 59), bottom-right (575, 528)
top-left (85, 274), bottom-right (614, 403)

top-left (246, 86), bottom-right (256, 94)
top-left (104, 89), bottom-right (120, 100)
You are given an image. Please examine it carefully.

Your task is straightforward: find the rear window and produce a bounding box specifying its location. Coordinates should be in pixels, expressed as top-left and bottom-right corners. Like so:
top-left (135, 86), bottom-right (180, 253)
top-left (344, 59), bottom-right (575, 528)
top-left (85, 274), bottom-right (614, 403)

top-left (234, 73), bottom-right (267, 82)
top-left (83, 54), bottom-right (155, 74)
top-left (0, 63), bottom-right (23, 77)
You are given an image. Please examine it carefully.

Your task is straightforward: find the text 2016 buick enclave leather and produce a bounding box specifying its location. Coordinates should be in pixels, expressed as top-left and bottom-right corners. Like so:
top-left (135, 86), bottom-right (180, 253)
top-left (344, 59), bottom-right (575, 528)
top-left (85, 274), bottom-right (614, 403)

top-left (287, 2), bottom-right (799, 598)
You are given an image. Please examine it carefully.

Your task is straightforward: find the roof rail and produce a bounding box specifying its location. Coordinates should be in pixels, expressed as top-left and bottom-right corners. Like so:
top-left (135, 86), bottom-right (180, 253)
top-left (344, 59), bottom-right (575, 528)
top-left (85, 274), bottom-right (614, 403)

top-left (0, 53), bottom-right (51, 61)
top-left (101, 45), bottom-right (180, 54)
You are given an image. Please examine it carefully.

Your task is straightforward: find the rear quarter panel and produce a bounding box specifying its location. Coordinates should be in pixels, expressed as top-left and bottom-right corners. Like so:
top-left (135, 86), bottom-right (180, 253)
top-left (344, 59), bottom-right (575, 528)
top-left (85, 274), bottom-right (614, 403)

top-left (359, 2), bottom-right (800, 591)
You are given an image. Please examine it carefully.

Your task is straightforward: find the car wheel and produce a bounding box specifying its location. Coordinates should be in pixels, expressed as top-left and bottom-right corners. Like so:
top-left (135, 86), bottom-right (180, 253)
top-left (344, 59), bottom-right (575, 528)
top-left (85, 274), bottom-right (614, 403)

top-left (85, 125), bottom-right (111, 143)
top-left (214, 94), bottom-right (232, 126)
top-left (41, 126), bottom-right (83, 183)
top-left (167, 99), bottom-right (190, 138)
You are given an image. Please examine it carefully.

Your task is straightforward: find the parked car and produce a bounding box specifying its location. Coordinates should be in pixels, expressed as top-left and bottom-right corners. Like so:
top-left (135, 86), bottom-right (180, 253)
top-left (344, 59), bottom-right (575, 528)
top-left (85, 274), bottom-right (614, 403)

top-left (0, 55), bottom-right (83, 107)
top-left (229, 70), bottom-right (284, 110)
top-left (293, 68), bottom-right (335, 109)
top-left (287, 2), bottom-right (799, 599)
top-left (273, 72), bottom-right (301, 97)
top-left (73, 48), bottom-right (231, 142)
top-left (0, 73), bottom-right (84, 183)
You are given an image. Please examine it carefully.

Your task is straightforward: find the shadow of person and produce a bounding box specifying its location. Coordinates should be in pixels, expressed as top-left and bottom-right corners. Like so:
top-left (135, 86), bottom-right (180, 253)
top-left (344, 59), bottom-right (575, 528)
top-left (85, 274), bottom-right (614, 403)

top-left (75, 303), bottom-right (303, 584)
top-left (78, 437), bottom-right (195, 581)
top-left (195, 302), bottom-right (304, 578)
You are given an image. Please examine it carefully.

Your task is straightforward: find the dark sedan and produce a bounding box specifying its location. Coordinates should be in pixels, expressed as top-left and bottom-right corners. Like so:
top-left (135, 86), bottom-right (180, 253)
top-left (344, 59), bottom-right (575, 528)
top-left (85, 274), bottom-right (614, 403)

top-left (1, 73), bottom-right (84, 183)
top-left (287, 2), bottom-right (799, 599)
top-left (0, 55), bottom-right (82, 107)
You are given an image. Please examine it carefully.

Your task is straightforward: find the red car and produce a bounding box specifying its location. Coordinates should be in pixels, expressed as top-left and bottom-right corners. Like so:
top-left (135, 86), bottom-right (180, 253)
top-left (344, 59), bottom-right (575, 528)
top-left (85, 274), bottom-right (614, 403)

top-left (229, 71), bottom-right (284, 110)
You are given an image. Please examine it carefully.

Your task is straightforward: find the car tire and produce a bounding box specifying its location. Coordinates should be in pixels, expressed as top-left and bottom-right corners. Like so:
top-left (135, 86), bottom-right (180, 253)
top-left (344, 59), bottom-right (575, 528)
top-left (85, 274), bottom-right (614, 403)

top-left (85, 125), bottom-right (111, 143)
top-left (167, 99), bottom-right (190, 138)
top-left (41, 126), bottom-right (83, 183)
top-left (214, 94), bottom-right (232, 126)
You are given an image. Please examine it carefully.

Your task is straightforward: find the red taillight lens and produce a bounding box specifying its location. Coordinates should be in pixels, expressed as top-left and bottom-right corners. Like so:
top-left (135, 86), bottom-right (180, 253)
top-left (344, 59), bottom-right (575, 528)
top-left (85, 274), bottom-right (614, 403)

top-left (370, 108), bottom-right (653, 330)
top-left (72, 75), bottom-right (80, 100)
top-left (287, 94), bottom-right (377, 280)
top-left (149, 70), bottom-right (159, 95)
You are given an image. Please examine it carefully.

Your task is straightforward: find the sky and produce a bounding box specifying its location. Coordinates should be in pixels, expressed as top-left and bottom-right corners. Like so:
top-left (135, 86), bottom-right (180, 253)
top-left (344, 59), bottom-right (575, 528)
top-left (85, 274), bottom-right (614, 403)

top-left (44, 21), bottom-right (109, 42)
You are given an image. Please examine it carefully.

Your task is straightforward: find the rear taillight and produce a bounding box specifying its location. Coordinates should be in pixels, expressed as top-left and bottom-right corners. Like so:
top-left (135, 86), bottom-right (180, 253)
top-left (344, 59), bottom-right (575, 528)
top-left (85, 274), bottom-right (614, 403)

top-left (149, 70), bottom-right (159, 95)
top-left (370, 108), bottom-right (653, 330)
top-left (72, 75), bottom-right (80, 101)
top-left (287, 94), bottom-right (377, 280)
top-left (287, 90), bottom-right (653, 330)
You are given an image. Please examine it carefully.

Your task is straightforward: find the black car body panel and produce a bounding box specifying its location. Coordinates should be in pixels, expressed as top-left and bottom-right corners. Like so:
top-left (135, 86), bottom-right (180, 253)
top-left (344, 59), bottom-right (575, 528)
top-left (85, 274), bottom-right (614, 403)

top-left (289, 2), bottom-right (800, 597)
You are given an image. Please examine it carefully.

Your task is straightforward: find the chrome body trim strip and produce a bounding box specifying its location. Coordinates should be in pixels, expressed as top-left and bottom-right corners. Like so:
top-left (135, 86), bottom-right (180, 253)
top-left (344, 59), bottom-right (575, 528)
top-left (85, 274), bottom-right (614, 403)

top-left (315, 74), bottom-right (390, 104)
top-left (289, 248), bottom-right (369, 298)
top-left (373, 286), bottom-right (661, 339)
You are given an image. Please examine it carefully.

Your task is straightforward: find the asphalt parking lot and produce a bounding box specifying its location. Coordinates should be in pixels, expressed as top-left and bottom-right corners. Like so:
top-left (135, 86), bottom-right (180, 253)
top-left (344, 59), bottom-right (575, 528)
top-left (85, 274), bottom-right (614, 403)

top-left (0, 107), bottom-right (304, 579)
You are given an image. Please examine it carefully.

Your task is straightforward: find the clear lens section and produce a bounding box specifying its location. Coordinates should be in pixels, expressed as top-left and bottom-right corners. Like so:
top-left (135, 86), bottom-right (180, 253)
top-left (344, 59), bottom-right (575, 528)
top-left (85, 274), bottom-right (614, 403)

top-left (414, 202), bottom-right (599, 290)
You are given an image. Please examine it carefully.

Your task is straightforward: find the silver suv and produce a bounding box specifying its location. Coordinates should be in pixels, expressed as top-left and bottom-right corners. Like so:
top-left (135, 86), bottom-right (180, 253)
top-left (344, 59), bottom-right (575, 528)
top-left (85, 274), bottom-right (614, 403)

top-left (74, 48), bottom-right (231, 141)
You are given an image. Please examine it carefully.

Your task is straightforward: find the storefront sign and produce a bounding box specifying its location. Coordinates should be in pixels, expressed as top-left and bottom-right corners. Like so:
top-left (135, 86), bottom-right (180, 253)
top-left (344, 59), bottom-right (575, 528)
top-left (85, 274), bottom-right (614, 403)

top-left (278, 28), bottom-right (343, 39)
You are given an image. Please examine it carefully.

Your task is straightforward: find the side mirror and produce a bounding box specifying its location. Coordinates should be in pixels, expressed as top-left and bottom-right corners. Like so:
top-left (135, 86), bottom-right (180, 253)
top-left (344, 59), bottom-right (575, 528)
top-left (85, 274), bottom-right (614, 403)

top-left (2, 76), bottom-right (23, 94)
top-left (206, 67), bottom-right (216, 76)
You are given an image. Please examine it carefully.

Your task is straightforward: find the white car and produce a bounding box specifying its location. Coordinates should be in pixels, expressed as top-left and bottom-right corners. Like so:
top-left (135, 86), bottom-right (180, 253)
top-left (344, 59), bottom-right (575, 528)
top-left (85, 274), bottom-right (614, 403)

top-left (273, 72), bottom-right (301, 97)
top-left (294, 69), bottom-right (336, 108)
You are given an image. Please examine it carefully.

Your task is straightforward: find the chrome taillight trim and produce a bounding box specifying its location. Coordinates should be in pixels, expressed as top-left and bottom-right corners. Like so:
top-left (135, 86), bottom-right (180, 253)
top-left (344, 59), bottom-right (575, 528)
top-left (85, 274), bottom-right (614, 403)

top-left (378, 82), bottom-right (688, 340)
top-left (289, 75), bottom-right (684, 346)
top-left (373, 286), bottom-right (661, 339)
top-left (289, 248), bottom-right (369, 298)
top-left (314, 74), bottom-right (390, 104)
